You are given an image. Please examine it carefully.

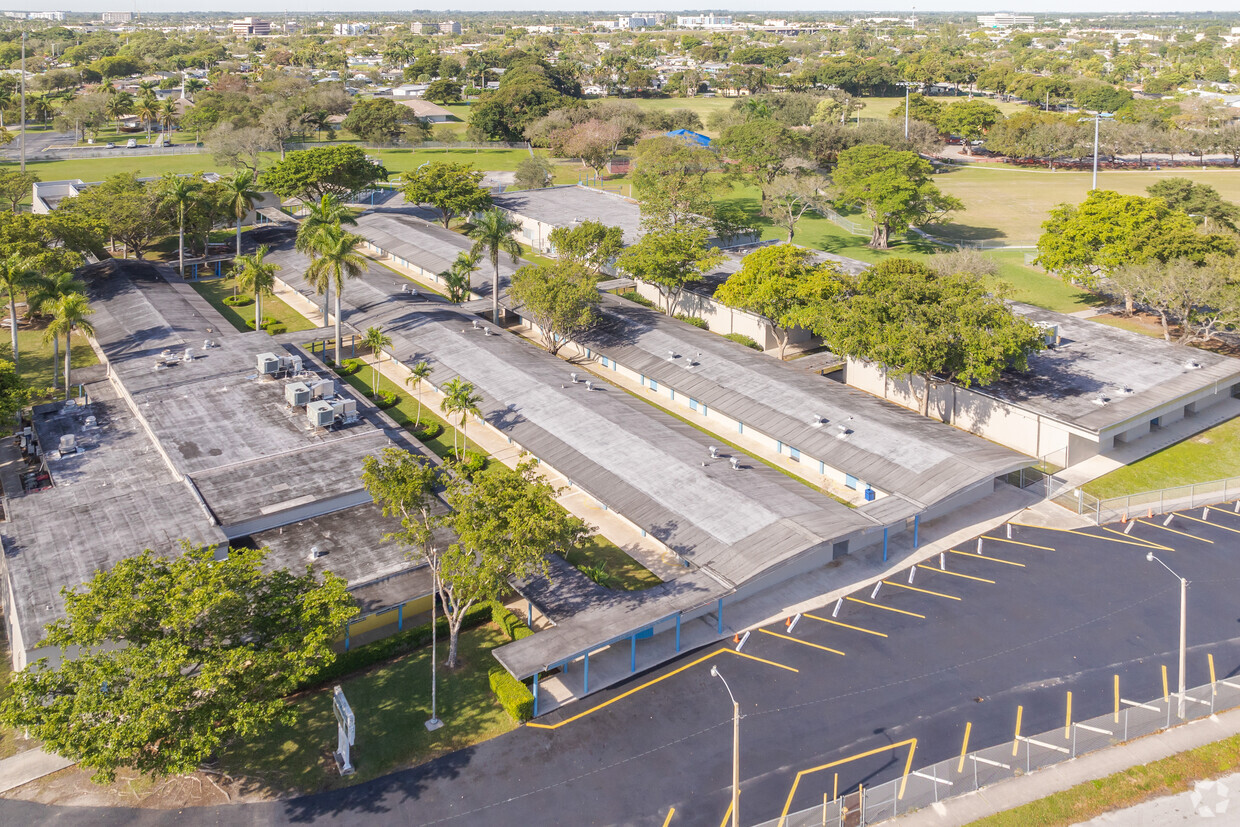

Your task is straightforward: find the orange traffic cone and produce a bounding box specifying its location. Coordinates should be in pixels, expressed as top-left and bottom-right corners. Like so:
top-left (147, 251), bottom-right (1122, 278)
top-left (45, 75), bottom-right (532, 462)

top-left (786, 616), bottom-right (793, 627)
top-left (733, 633), bottom-right (740, 644)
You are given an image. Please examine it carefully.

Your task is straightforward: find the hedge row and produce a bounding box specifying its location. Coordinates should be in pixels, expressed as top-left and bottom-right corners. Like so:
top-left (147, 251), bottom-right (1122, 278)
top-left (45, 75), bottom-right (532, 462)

top-left (618, 290), bottom-right (656, 309)
top-left (412, 421), bottom-right (444, 441)
top-left (489, 666), bottom-right (535, 723)
top-left (222, 295), bottom-right (253, 307)
top-left (675, 314), bottom-right (709, 330)
top-left (725, 332), bottom-right (762, 351)
top-left (491, 602), bottom-right (534, 643)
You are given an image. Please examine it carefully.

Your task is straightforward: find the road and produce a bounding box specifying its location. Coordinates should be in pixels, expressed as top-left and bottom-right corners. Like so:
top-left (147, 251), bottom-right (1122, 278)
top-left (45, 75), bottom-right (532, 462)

top-left (3, 509), bottom-right (1240, 825)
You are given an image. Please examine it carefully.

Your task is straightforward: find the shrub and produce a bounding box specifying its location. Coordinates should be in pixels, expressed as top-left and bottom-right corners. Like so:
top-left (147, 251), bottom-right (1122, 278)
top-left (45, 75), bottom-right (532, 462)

top-left (489, 666), bottom-right (535, 723)
top-left (336, 359), bottom-right (363, 376)
top-left (725, 333), bottom-right (762, 351)
top-left (675, 314), bottom-right (709, 330)
top-left (412, 421), bottom-right (444, 441)
top-left (266, 323), bottom-right (287, 335)
top-left (223, 295), bottom-right (253, 307)
top-left (491, 602), bottom-right (533, 642)
top-left (376, 389), bottom-right (399, 409)
top-left (456, 450), bottom-right (489, 477)
top-left (619, 290), bottom-right (656, 309)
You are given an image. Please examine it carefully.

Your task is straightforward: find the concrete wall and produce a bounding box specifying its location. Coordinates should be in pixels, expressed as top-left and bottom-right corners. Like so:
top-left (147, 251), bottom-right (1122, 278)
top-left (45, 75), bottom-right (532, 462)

top-left (627, 280), bottom-right (814, 353)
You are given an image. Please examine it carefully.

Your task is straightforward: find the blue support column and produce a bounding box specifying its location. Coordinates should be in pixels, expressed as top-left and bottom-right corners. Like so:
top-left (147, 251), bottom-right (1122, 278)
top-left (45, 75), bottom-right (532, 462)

top-left (527, 600), bottom-right (533, 626)
top-left (533, 673), bottom-right (539, 717)
top-left (344, 623), bottom-right (350, 651)
top-left (913, 514), bottom-right (920, 548)
top-left (717, 598), bottom-right (724, 634)
top-left (675, 615), bottom-right (682, 652)
top-left (398, 603), bottom-right (404, 631)
top-left (630, 635), bottom-right (637, 673)
top-left (883, 527), bottom-right (889, 562)
top-left (584, 653), bottom-right (590, 693)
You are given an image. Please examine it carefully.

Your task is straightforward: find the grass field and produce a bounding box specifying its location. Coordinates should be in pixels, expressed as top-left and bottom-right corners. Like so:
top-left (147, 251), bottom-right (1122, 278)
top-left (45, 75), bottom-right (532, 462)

top-left (566, 534), bottom-right (662, 591)
top-left (189, 277), bottom-right (316, 335)
top-left (1083, 417), bottom-right (1240, 498)
top-left (4, 324), bottom-right (98, 398)
top-left (219, 623), bottom-right (516, 794)
top-left (967, 734), bottom-right (1240, 827)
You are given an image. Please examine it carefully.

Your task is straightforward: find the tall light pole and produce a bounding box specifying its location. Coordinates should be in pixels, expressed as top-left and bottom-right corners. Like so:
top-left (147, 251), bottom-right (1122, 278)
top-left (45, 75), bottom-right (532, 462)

top-left (425, 555), bottom-right (443, 731)
top-left (1146, 552), bottom-right (1187, 720)
top-left (710, 665), bottom-right (740, 827)
top-left (898, 81), bottom-right (918, 140)
top-left (19, 31), bottom-right (26, 173)
top-left (1078, 111), bottom-right (1113, 191)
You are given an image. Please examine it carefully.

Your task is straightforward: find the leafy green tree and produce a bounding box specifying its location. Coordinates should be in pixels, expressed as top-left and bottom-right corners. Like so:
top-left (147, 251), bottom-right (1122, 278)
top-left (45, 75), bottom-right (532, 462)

top-left (296, 193), bottom-right (358, 321)
top-left (469, 74), bottom-right (570, 141)
top-left (831, 145), bottom-right (963, 249)
top-left (50, 173), bottom-right (163, 259)
top-left (1146, 178), bottom-right (1239, 233)
top-left (615, 227), bottom-right (725, 315)
top-left (0, 357), bottom-right (42, 424)
top-left (715, 245), bottom-right (844, 360)
top-left (437, 459), bottom-right (588, 666)
top-left (341, 97), bottom-right (413, 143)
top-left (424, 79), bottom-right (463, 103)
top-left (0, 169), bottom-right (37, 213)
top-left (1110, 256), bottom-right (1240, 344)
top-left (0, 255), bottom-right (36, 372)
top-left (514, 155), bottom-right (554, 190)
top-left (402, 161), bottom-right (491, 229)
top-left (261, 145), bottom-right (388, 202)
top-left (439, 376), bottom-right (482, 462)
top-left (631, 135), bottom-right (723, 230)
top-left (0, 543), bottom-right (357, 782)
top-left (510, 260), bottom-right (601, 355)
top-left (44, 292), bottom-right (94, 400)
top-left (361, 325), bottom-right (392, 393)
top-left (468, 207), bottom-right (523, 326)
top-left (717, 118), bottom-right (809, 202)
top-left (547, 220), bottom-right (624, 275)
top-left (762, 173), bottom-right (829, 243)
top-left (231, 245), bottom-right (281, 332)
top-left (305, 227), bottom-right (367, 364)
top-left (815, 259), bottom-right (1046, 418)
top-left (404, 360), bottom-right (433, 427)
top-left (936, 100), bottom-right (1002, 155)
top-left (889, 92), bottom-right (943, 127)
top-left (1037, 190), bottom-right (1236, 311)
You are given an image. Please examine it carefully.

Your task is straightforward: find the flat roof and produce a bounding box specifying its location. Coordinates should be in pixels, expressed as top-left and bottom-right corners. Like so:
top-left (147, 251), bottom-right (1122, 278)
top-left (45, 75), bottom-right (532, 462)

top-left (493, 185), bottom-right (645, 246)
top-left (577, 295), bottom-right (1029, 509)
top-left (257, 226), bottom-right (878, 590)
top-left (691, 242), bottom-right (870, 300)
top-left (984, 304), bottom-right (1240, 432)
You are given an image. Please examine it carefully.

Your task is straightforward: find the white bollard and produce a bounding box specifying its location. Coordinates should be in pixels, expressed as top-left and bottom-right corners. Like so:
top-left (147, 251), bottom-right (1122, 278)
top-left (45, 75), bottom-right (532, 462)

top-left (908, 567), bottom-right (917, 584)
top-left (832, 598), bottom-right (843, 618)
top-left (940, 552), bottom-right (946, 569)
top-left (1164, 514), bottom-right (1175, 527)
top-left (976, 537), bottom-right (983, 554)
top-left (788, 614), bottom-right (801, 634)
top-left (1006, 524), bottom-right (1012, 539)
top-left (871, 582), bottom-right (882, 599)
top-left (736, 630), bottom-right (750, 651)
top-left (1124, 520), bottom-right (1136, 535)
top-left (1203, 508), bottom-right (1210, 520)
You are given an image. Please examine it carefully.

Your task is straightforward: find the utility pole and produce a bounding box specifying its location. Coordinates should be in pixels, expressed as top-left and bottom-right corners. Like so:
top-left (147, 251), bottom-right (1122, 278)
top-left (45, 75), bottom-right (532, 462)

top-left (20, 31), bottom-right (26, 173)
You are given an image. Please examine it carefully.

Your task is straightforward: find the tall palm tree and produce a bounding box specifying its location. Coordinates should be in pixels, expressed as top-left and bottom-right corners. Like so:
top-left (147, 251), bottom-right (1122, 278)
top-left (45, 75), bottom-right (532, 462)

top-left (0, 88), bottom-right (11, 130)
top-left (0, 255), bottom-right (37, 372)
top-left (105, 90), bottom-right (133, 130)
top-left (467, 208), bottom-right (522, 326)
top-left (183, 77), bottom-right (205, 100)
top-left (439, 377), bottom-right (482, 462)
top-left (135, 95), bottom-right (159, 142)
top-left (157, 99), bottom-right (178, 137)
top-left (296, 193), bottom-right (358, 320)
top-left (137, 80), bottom-right (159, 96)
top-left (27, 271), bottom-right (82, 390)
top-left (304, 227), bottom-right (366, 364)
top-left (231, 245), bottom-right (281, 332)
top-left (160, 175), bottom-right (197, 275)
top-left (223, 170), bottom-right (260, 258)
top-left (44, 292), bottom-right (94, 401)
top-left (439, 250), bottom-right (479, 303)
top-left (27, 94), bottom-right (53, 126)
top-left (361, 325), bottom-right (392, 395)
top-left (405, 359), bottom-right (432, 427)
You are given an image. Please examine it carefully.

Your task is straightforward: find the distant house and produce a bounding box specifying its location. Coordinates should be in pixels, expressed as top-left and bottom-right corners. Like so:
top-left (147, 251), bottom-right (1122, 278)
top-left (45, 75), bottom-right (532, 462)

top-left (393, 99), bottom-right (453, 123)
top-left (666, 128), bottom-right (711, 147)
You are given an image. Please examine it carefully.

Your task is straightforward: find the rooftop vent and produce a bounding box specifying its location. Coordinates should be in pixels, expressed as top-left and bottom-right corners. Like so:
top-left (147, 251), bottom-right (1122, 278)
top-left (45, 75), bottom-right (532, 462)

top-left (730, 457), bottom-right (740, 470)
top-left (667, 350), bottom-right (677, 362)
top-left (1185, 360), bottom-right (1202, 370)
top-left (570, 372), bottom-right (578, 384)
top-left (1094, 395), bottom-right (1109, 406)
top-left (708, 446), bottom-right (718, 459)
top-left (811, 415), bottom-right (826, 427)
top-left (584, 380), bottom-right (593, 391)
top-left (308, 545), bottom-right (327, 561)
top-left (58, 434), bottom-right (77, 455)
top-left (1117, 386), bottom-right (1134, 395)
top-left (256, 352), bottom-right (279, 375)
top-left (472, 319), bottom-right (480, 330)
top-left (285, 381), bottom-right (311, 408)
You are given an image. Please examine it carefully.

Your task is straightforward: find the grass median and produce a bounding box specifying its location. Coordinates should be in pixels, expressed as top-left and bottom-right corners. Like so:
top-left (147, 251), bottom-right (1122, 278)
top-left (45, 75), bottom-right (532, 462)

top-left (1083, 417), bottom-right (1240, 499)
top-left (190, 277), bottom-right (317, 335)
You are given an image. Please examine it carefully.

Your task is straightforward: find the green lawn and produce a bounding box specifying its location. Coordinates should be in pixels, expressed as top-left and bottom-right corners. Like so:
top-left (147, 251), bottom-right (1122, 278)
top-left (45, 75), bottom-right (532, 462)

top-left (7, 324), bottom-right (98, 398)
top-left (219, 623), bottom-right (516, 794)
top-left (565, 534), bottom-right (662, 591)
top-left (189, 278), bottom-right (316, 335)
top-left (1092, 313), bottom-right (1162, 338)
top-left (967, 734), bottom-right (1240, 827)
top-left (1083, 417), bottom-right (1240, 498)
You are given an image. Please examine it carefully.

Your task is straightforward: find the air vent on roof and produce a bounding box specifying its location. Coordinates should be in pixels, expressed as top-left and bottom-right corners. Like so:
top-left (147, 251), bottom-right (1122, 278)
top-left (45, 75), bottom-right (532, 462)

top-left (257, 352), bottom-right (279, 375)
top-left (308, 545), bottom-right (327, 561)
top-left (570, 372), bottom-right (578, 384)
top-left (667, 350), bottom-right (677, 362)
top-left (708, 446), bottom-right (718, 459)
top-left (584, 380), bottom-right (593, 391)
top-left (1186, 360), bottom-right (1202, 370)
top-left (1117, 386), bottom-right (1134, 395)
top-left (730, 457), bottom-right (740, 470)
top-left (1094, 395), bottom-right (1109, 406)
top-left (285, 382), bottom-right (311, 408)
top-left (811, 415), bottom-right (827, 427)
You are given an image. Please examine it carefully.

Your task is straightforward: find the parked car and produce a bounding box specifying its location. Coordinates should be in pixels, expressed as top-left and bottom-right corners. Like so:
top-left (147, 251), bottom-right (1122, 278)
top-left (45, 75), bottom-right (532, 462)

top-left (125, 139), bottom-right (137, 148)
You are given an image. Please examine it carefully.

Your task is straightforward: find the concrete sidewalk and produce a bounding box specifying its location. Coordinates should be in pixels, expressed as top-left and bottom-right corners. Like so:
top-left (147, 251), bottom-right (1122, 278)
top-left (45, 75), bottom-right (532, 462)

top-left (889, 707), bottom-right (1240, 826)
top-left (0, 747), bottom-right (74, 795)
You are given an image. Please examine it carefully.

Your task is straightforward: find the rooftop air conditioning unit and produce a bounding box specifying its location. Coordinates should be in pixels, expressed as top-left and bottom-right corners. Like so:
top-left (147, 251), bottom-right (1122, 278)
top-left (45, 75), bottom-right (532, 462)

top-left (307, 400), bottom-right (335, 428)
top-left (285, 382), bottom-right (311, 407)
top-left (58, 434), bottom-right (76, 454)
top-left (257, 352), bottom-right (279, 375)
top-left (309, 379), bottom-right (335, 400)
top-left (332, 398), bottom-right (358, 423)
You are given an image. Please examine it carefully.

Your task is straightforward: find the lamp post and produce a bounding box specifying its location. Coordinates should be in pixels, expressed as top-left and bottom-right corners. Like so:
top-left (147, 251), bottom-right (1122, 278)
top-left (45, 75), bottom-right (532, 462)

top-left (1078, 111), bottom-right (1113, 191)
top-left (425, 553), bottom-right (443, 731)
top-left (898, 81), bottom-right (919, 140)
top-left (1146, 552), bottom-right (1187, 719)
top-left (19, 31), bottom-right (26, 173)
top-left (710, 665), bottom-right (740, 827)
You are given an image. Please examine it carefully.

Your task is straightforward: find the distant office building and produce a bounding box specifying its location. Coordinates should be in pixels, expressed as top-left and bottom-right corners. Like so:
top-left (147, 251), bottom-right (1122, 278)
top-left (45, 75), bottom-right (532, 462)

top-left (333, 22), bottom-right (371, 36)
top-left (101, 11), bottom-right (132, 23)
top-left (29, 11), bottom-right (65, 20)
top-left (411, 20), bottom-right (461, 35)
top-left (618, 12), bottom-right (666, 29)
top-left (231, 17), bottom-right (271, 36)
top-left (676, 14), bottom-right (733, 29)
top-left (977, 13), bottom-right (1035, 28)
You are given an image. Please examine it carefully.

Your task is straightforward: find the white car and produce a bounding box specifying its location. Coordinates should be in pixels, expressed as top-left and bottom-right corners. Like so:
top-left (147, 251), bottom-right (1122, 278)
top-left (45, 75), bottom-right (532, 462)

top-left (125, 139), bottom-right (137, 148)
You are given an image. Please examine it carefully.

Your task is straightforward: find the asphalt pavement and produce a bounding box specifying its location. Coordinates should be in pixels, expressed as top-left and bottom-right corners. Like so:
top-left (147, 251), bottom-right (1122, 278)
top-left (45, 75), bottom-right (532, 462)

top-left (4, 511), bottom-right (1240, 826)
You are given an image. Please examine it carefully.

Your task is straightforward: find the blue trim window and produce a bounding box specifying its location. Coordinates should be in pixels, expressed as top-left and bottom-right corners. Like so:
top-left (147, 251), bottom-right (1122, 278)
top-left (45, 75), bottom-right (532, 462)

top-left (640, 375), bottom-right (646, 387)
top-left (669, 388), bottom-right (674, 400)
top-left (689, 398), bottom-right (699, 411)
top-left (776, 440), bottom-right (783, 454)
top-left (649, 378), bottom-right (658, 391)
top-left (845, 474), bottom-right (859, 490)
top-left (789, 447), bottom-right (801, 462)
top-left (819, 461), bottom-right (825, 474)
top-left (738, 422), bottom-right (744, 434)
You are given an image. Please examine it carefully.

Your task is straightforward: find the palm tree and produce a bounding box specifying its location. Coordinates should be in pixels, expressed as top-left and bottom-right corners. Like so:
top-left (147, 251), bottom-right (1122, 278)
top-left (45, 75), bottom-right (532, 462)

top-left (304, 227), bottom-right (366, 364)
top-left (27, 94), bottom-right (53, 127)
top-left (361, 325), bottom-right (392, 394)
top-left (467, 208), bottom-right (522, 326)
top-left (183, 77), bottom-right (205, 100)
top-left (439, 250), bottom-right (479, 303)
top-left (231, 245), bottom-right (281, 332)
top-left (44, 293), bottom-right (94, 401)
top-left (105, 90), bottom-right (133, 130)
top-left (160, 175), bottom-right (197, 276)
top-left (405, 359), bottom-right (433, 427)
top-left (0, 256), bottom-right (37, 372)
top-left (157, 99), bottom-right (178, 136)
top-left (135, 95), bottom-right (159, 142)
top-left (27, 271), bottom-right (82, 390)
top-left (296, 193), bottom-right (358, 321)
top-left (137, 80), bottom-right (159, 96)
top-left (0, 88), bottom-right (11, 130)
top-left (439, 377), bottom-right (482, 461)
top-left (223, 170), bottom-right (260, 258)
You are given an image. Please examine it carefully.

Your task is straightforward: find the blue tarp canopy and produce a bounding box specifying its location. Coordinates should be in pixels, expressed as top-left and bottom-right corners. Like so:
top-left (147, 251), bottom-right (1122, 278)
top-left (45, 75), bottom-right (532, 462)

top-left (666, 128), bottom-right (712, 147)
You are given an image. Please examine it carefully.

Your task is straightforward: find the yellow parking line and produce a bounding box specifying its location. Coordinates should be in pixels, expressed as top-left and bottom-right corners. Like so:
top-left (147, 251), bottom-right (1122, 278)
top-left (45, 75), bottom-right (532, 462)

top-left (948, 549), bottom-right (1025, 567)
top-left (1174, 512), bottom-right (1240, 535)
top-left (1136, 519), bottom-right (1214, 544)
top-left (882, 579), bottom-right (961, 601)
top-left (981, 535), bottom-right (1055, 551)
top-left (846, 596), bottom-right (926, 619)
top-left (917, 565), bottom-right (995, 584)
top-left (525, 647), bottom-right (795, 730)
top-left (778, 739), bottom-right (918, 825)
top-left (804, 613), bottom-right (888, 638)
top-left (1075, 527), bottom-right (1174, 549)
top-left (1097, 526), bottom-right (1173, 550)
top-left (662, 807), bottom-right (675, 827)
top-left (759, 628), bottom-right (846, 656)
top-left (717, 801), bottom-right (732, 827)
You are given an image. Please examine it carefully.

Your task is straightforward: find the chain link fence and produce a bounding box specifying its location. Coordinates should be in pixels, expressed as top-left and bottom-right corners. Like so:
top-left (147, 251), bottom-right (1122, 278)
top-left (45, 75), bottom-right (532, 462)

top-left (1051, 476), bottom-right (1240, 525)
top-left (754, 677), bottom-right (1240, 827)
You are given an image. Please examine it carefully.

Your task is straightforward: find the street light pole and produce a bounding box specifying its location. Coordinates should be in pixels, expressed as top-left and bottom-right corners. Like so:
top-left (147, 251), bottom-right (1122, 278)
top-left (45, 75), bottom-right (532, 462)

top-left (426, 558), bottom-right (443, 731)
top-left (904, 83), bottom-right (910, 140)
top-left (1147, 552), bottom-right (1188, 719)
top-left (1078, 111), bottom-right (1113, 192)
top-left (20, 31), bottom-right (26, 174)
top-left (711, 665), bottom-right (740, 827)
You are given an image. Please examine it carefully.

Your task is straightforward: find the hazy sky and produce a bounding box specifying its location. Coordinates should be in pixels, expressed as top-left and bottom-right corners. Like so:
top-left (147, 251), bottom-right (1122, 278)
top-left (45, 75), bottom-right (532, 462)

top-left (5, 3), bottom-right (1236, 15)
